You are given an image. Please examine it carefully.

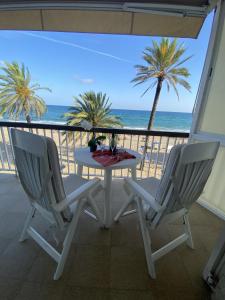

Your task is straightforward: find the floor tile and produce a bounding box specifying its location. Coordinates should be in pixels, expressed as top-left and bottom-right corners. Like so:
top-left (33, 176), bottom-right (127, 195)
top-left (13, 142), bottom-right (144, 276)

top-left (110, 246), bottom-right (153, 290)
top-left (0, 277), bottom-right (22, 300)
top-left (63, 286), bottom-right (110, 300)
top-left (111, 214), bottom-right (143, 248)
top-left (0, 212), bottom-right (26, 239)
top-left (26, 245), bottom-right (75, 283)
top-left (111, 289), bottom-right (156, 300)
top-left (73, 213), bottom-right (111, 246)
top-left (67, 245), bottom-right (110, 288)
top-left (0, 239), bottom-right (40, 280)
top-left (15, 281), bottom-right (65, 300)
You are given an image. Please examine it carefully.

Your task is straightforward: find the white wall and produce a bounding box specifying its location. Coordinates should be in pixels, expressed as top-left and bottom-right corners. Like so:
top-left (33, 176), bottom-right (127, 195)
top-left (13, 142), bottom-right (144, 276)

top-left (196, 1), bottom-right (225, 218)
top-left (200, 147), bottom-right (225, 217)
top-left (200, 11), bottom-right (225, 135)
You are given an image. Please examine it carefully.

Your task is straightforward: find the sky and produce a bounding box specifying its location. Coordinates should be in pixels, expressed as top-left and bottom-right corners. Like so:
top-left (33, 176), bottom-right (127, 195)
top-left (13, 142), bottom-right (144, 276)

top-left (0, 11), bottom-right (214, 113)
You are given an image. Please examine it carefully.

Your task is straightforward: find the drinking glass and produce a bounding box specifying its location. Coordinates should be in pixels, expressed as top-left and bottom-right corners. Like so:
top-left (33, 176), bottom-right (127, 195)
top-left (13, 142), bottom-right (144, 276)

top-left (99, 141), bottom-right (105, 152)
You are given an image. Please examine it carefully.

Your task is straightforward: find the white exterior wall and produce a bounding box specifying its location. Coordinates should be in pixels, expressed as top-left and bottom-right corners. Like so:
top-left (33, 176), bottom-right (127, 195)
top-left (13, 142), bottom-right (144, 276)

top-left (200, 13), bottom-right (225, 135)
top-left (200, 147), bottom-right (225, 216)
top-left (194, 0), bottom-right (225, 218)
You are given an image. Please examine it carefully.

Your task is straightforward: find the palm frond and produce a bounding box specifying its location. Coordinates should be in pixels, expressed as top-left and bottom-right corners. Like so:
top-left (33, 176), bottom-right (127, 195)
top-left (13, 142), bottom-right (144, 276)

top-left (132, 37), bottom-right (192, 102)
top-left (64, 91), bottom-right (122, 132)
top-left (0, 61), bottom-right (51, 122)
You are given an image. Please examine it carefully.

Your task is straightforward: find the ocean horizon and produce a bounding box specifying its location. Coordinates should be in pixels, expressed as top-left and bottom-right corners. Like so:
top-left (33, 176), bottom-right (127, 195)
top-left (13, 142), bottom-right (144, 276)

top-left (0, 104), bottom-right (192, 132)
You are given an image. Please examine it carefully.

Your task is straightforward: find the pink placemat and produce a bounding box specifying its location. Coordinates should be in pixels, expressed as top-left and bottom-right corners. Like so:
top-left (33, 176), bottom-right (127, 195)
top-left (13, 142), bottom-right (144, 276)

top-left (92, 149), bottom-right (136, 167)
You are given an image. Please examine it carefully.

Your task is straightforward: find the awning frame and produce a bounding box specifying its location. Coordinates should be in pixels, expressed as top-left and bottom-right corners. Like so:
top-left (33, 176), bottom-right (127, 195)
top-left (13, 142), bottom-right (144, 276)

top-left (0, 1), bottom-right (212, 38)
top-left (0, 1), bottom-right (209, 18)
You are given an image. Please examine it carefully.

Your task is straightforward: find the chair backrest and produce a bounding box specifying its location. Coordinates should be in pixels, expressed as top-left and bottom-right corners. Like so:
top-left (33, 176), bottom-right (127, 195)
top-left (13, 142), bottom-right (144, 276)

top-left (148, 141), bottom-right (220, 227)
top-left (11, 128), bottom-right (72, 227)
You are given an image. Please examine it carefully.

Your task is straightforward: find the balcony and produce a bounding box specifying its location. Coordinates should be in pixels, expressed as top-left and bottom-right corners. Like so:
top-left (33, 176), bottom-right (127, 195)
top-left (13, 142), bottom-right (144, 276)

top-left (0, 173), bottom-right (224, 299)
top-left (0, 122), bottom-right (224, 299)
top-left (0, 0), bottom-right (224, 297)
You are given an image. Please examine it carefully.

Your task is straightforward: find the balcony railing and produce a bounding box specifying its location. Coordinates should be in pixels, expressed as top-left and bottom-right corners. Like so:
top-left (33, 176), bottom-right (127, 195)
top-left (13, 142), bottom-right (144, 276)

top-left (0, 121), bottom-right (189, 179)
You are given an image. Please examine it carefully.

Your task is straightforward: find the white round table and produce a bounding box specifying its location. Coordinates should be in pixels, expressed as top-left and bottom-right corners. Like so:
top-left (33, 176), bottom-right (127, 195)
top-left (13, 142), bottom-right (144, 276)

top-left (74, 147), bottom-right (142, 228)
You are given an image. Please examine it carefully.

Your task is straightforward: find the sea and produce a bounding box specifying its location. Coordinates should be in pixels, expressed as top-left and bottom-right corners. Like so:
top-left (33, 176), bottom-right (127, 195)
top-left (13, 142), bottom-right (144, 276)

top-left (0, 105), bottom-right (192, 132)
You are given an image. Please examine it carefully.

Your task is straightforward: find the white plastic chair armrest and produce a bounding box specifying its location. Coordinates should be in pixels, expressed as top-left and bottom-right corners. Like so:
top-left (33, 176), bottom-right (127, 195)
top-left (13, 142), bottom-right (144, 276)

top-left (53, 178), bottom-right (101, 212)
top-left (125, 178), bottom-right (163, 213)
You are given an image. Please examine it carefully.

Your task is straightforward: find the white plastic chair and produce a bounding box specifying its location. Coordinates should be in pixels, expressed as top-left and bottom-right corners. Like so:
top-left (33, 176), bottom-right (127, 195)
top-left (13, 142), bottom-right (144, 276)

top-left (203, 225), bottom-right (225, 295)
top-left (115, 142), bottom-right (219, 279)
top-left (11, 128), bottom-right (103, 280)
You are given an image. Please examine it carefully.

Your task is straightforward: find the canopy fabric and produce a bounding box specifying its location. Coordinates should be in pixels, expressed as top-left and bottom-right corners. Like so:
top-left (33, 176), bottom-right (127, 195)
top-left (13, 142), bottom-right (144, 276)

top-left (0, 1), bottom-right (217, 38)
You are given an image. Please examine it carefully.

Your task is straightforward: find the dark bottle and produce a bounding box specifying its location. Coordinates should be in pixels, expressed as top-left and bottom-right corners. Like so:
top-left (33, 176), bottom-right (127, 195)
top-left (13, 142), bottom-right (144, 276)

top-left (110, 133), bottom-right (117, 155)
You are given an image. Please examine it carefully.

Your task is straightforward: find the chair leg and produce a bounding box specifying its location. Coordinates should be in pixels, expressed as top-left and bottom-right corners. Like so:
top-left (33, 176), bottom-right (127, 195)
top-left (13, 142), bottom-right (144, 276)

top-left (54, 200), bottom-right (84, 280)
top-left (183, 214), bottom-right (194, 249)
top-left (88, 195), bottom-right (104, 226)
top-left (114, 194), bottom-right (134, 222)
top-left (123, 181), bottom-right (131, 196)
top-left (136, 198), bottom-right (156, 279)
top-left (19, 207), bottom-right (35, 242)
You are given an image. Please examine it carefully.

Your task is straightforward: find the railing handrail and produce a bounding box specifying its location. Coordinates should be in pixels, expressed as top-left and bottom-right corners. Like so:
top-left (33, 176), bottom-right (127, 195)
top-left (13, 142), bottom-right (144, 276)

top-left (0, 121), bottom-right (189, 138)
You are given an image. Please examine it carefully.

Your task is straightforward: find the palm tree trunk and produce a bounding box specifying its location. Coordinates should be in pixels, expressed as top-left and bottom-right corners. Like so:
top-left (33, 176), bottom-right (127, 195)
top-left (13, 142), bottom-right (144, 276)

top-left (141, 78), bottom-right (163, 170)
top-left (147, 78), bottom-right (163, 130)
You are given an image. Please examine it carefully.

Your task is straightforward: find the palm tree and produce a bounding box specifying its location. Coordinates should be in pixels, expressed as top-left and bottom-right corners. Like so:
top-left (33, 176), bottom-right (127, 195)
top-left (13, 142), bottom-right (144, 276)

top-left (132, 38), bottom-right (191, 131)
top-left (0, 61), bottom-right (51, 123)
top-left (64, 91), bottom-right (122, 143)
top-left (65, 91), bottom-right (122, 128)
top-left (132, 38), bottom-right (191, 169)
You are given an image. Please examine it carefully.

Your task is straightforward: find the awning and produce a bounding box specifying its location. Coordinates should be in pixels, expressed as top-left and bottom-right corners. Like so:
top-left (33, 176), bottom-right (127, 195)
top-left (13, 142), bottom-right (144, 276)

top-left (0, 1), bottom-right (218, 38)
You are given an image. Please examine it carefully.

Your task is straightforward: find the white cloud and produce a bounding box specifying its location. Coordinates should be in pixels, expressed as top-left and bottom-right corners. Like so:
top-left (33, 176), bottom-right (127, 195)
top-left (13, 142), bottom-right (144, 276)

top-left (81, 78), bottom-right (94, 84)
top-left (20, 32), bottom-right (132, 64)
top-left (74, 75), bottom-right (94, 84)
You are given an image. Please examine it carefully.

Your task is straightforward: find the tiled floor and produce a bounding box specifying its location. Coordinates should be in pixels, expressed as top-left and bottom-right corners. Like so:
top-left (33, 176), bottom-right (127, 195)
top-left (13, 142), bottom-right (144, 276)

top-left (0, 173), bottom-right (224, 300)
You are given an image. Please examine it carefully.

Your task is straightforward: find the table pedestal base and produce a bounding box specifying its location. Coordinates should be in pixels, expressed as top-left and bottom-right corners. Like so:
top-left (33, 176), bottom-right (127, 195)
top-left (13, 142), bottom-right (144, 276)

top-left (103, 169), bottom-right (112, 229)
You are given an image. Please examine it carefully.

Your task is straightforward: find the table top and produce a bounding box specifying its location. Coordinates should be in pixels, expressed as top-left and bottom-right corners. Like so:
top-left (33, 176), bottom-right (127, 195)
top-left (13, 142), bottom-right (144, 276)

top-left (74, 147), bottom-right (142, 170)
